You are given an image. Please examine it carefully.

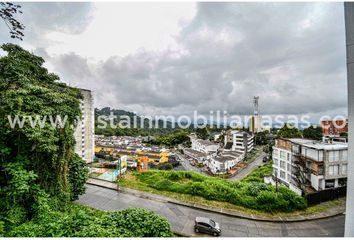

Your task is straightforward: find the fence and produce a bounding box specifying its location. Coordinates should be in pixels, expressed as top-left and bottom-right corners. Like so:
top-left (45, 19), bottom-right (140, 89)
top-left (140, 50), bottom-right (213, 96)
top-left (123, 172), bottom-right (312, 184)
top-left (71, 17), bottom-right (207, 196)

top-left (306, 186), bottom-right (347, 205)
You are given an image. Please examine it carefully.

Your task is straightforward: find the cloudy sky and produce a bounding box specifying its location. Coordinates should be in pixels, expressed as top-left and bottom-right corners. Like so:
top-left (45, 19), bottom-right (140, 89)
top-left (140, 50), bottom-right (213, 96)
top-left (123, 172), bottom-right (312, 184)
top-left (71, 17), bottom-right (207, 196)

top-left (0, 2), bottom-right (348, 121)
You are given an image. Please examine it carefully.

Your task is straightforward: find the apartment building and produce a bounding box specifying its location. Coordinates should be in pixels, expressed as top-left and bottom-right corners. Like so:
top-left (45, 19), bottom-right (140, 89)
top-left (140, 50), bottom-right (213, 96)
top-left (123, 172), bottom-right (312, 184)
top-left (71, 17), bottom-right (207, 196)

top-left (224, 130), bottom-right (254, 155)
top-left (190, 134), bottom-right (219, 154)
top-left (74, 89), bottom-right (94, 163)
top-left (320, 119), bottom-right (348, 137)
top-left (208, 150), bottom-right (244, 174)
top-left (270, 138), bottom-right (348, 195)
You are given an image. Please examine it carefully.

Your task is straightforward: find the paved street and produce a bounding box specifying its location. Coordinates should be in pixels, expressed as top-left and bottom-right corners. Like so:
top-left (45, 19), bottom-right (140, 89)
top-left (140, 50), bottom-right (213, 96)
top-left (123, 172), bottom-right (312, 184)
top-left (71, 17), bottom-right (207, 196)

top-left (77, 185), bottom-right (345, 237)
top-left (175, 151), bottom-right (209, 176)
top-left (229, 152), bottom-right (267, 181)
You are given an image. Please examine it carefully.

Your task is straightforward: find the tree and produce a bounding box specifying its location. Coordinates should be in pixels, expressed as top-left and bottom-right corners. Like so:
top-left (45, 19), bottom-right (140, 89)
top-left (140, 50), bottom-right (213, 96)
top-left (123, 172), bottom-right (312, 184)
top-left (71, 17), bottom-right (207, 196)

top-left (277, 123), bottom-right (302, 138)
top-left (303, 125), bottom-right (322, 140)
top-left (0, 3), bottom-right (25, 40)
top-left (196, 127), bottom-right (208, 140)
top-left (0, 44), bottom-right (87, 226)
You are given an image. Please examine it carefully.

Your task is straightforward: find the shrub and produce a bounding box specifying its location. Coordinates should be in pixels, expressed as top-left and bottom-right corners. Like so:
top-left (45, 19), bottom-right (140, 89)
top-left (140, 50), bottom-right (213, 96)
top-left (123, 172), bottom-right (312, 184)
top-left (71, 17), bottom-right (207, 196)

top-left (6, 205), bottom-right (173, 237)
top-left (132, 170), bottom-right (307, 212)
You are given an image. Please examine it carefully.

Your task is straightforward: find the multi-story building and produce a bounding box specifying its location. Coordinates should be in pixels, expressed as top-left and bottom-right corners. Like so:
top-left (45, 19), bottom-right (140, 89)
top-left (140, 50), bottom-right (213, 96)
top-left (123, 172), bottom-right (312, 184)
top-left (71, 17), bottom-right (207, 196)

top-left (224, 130), bottom-right (254, 155)
top-left (208, 150), bottom-right (244, 174)
top-left (320, 119), bottom-right (348, 137)
top-left (190, 134), bottom-right (219, 154)
top-left (74, 89), bottom-right (94, 163)
top-left (270, 138), bottom-right (348, 195)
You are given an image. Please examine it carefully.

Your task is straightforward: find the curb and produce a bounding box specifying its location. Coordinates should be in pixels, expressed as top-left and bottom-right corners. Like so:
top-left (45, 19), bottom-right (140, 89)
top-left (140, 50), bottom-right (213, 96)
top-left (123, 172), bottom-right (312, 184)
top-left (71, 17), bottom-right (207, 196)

top-left (173, 231), bottom-right (192, 237)
top-left (86, 182), bottom-right (345, 223)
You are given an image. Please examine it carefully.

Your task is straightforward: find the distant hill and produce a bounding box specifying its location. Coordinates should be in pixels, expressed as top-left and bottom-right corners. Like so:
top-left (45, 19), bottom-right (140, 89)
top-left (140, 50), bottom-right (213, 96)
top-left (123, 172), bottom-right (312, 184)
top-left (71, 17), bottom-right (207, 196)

top-left (94, 107), bottom-right (176, 137)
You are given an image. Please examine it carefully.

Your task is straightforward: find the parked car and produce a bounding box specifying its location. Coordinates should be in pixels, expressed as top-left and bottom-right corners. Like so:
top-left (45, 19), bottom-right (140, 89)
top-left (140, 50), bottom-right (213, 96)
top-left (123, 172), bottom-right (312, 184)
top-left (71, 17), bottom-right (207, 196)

top-left (194, 217), bottom-right (221, 236)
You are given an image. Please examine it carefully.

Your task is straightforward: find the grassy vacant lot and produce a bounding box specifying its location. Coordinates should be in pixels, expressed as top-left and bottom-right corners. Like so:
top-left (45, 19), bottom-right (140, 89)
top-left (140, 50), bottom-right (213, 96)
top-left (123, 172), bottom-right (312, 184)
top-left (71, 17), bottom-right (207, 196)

top-left (120, 168), bottom-right (306, 213)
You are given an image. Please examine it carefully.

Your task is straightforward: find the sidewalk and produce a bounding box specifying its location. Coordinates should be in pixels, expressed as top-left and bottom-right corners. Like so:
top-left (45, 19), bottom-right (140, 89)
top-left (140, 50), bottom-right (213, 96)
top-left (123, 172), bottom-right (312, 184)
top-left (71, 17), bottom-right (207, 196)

top-left (86, 178), bottom-right (345, 223)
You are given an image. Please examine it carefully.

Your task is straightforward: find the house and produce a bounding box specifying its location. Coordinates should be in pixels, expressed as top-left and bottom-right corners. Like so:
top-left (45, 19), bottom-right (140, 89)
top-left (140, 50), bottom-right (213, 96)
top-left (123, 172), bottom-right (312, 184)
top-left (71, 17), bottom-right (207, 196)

top-left (208, 150), bottom-right (244, 174)
top-left (268, 138), bottom-right (348, 195)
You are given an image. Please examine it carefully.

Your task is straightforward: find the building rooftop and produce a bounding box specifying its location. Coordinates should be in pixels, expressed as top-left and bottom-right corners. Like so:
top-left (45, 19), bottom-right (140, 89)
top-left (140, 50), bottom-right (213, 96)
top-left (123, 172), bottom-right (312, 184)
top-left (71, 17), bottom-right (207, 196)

top-left (288, 138), bottom-right (348, 150)
top-left (184, 148), bottom-right (207, 157)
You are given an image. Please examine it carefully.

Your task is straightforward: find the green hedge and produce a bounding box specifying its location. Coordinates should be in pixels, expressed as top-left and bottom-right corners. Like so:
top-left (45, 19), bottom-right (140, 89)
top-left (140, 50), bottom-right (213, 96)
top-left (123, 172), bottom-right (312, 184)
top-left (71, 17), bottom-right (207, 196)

top-left (5, 205), bottom-right (173, 237)
top-left (134, 170), bottom-right (307, 212)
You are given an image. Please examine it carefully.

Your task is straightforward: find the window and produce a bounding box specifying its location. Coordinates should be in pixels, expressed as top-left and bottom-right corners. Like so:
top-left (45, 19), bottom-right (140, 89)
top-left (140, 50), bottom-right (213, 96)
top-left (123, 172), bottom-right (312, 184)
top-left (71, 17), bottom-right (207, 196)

top-left (280, 171), bottom-right (286, 179)
top-left (329, 165), bottom-right (339, 176)
top-left (273, 168), bottom-right (278, 177)
top-left (329, 166), bottom-right (334, 176)
top-left (287, 153), bottom-right (291, 161)
top-left (287, 163), bottom-right (291, 171)
top-left (341, 150), bottom-right (348, 161)
top-left (342, 164), bottom-right (348, 175)
top-left (273, 149), bottom-right (279, 157)
top-left (273, 159), bottom-right (278, 166)
top-left (280, 161), bottom-right (286, 170)
top-left (280, 151), bottom-right (286, 160)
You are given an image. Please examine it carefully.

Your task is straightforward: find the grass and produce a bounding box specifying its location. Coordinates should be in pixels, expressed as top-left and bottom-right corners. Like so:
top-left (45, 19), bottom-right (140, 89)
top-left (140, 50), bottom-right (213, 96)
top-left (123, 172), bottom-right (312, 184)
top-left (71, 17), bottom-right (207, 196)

top-left (242, 161), bottom-right (273, 182)
top-left (119, 169), bottom-right (345, 217)
top-left (119, 170), bottom-right (306, 213)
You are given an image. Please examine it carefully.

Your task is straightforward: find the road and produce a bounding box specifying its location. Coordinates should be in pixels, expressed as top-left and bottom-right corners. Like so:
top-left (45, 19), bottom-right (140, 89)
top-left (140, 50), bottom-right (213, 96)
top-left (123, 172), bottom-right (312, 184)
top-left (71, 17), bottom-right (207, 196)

top-left (77, 185), bottom-right (344, 237)
top-left (175, 151), bottom-right (209, 176)
top-left (228, 152), bottom-right (267, 181)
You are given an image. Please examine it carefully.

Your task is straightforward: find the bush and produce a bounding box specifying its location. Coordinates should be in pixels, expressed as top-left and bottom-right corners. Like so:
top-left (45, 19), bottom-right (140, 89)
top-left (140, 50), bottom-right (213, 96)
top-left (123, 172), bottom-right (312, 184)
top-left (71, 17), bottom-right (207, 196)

top-left (6, 205), bottom-right (173, 237)
top-left (133, 170), bottom-right (307, 212)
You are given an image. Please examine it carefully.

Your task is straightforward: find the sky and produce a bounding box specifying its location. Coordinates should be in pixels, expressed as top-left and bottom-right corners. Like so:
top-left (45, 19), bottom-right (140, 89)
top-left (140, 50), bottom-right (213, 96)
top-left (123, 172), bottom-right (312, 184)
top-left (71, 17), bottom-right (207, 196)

top-left (0, 2), bottom-right (348, 122)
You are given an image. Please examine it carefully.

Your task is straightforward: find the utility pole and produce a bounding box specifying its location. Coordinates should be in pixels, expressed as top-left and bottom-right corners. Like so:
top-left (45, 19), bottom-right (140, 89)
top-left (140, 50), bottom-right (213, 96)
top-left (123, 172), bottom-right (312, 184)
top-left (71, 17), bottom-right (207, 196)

top-left (344, 3), bottom-right (354, 236)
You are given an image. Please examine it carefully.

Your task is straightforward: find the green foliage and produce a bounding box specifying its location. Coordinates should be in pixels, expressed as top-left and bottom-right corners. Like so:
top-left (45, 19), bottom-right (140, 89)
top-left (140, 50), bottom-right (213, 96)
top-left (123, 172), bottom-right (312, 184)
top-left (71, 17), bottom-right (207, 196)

top-left (303, 125), bottom-right (323, 140)
top-left (0, 44), bottom-right (87, 231)
top-left (242, 162), bottom-right (273, 183)
top-left (68, 154), bottom-right (89, 200)
top-left (277, 123), bottom-right (302, 138)
top-left (133, 170), bottom-right (307, 212)
top-left (6, 205), bottom-right (173, 237)
top-left (155, 129), bottom-right (190, 147)
top-left (196, 127), bottom-right (208, 140)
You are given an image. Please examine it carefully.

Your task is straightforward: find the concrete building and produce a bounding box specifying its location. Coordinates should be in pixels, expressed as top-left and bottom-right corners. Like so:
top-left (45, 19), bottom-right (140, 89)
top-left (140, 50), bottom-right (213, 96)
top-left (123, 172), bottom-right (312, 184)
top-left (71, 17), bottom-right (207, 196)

top-left (224, 130), bottom-right (254, 155)
top-left (74, 89), bottom-right (94, 163)
top-left (270, 138), bottom-right (348, 195)
top-left (190, 134), bottom-right (219, 154)
top-left (208, 150), bottom-right (244, 174)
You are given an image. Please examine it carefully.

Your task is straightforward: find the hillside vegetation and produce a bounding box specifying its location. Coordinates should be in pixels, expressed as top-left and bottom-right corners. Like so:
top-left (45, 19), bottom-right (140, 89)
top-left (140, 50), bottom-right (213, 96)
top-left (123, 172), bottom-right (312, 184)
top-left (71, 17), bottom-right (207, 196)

top-left (127, 170), bottom-right (307, 212)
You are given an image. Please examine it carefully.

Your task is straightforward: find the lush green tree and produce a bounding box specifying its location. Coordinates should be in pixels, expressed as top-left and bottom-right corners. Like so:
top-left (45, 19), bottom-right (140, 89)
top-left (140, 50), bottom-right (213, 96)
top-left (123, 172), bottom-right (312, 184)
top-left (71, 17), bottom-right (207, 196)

top-left (155, 130), bottom-right (190, 147)
top-left (277, 123), bottom-right (302, 138)
top-left (255, 131), bottom-right (267, 145)
top-left (0, 44), bottom-right (87, 228)
top-left (196, 127), bottom-right (208, 140)
top-left (6, 206), bottom-right (173, 237)
top-left (0, 3), bottom-right (25, 40)
top-left (303, 125), bottom-right (322, 140)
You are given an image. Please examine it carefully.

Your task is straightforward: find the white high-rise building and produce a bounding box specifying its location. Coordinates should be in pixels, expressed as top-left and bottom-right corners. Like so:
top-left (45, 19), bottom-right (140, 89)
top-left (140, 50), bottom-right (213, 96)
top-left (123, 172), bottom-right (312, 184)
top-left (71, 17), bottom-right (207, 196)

top-left (74, 89), bottom-right (94, 163)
